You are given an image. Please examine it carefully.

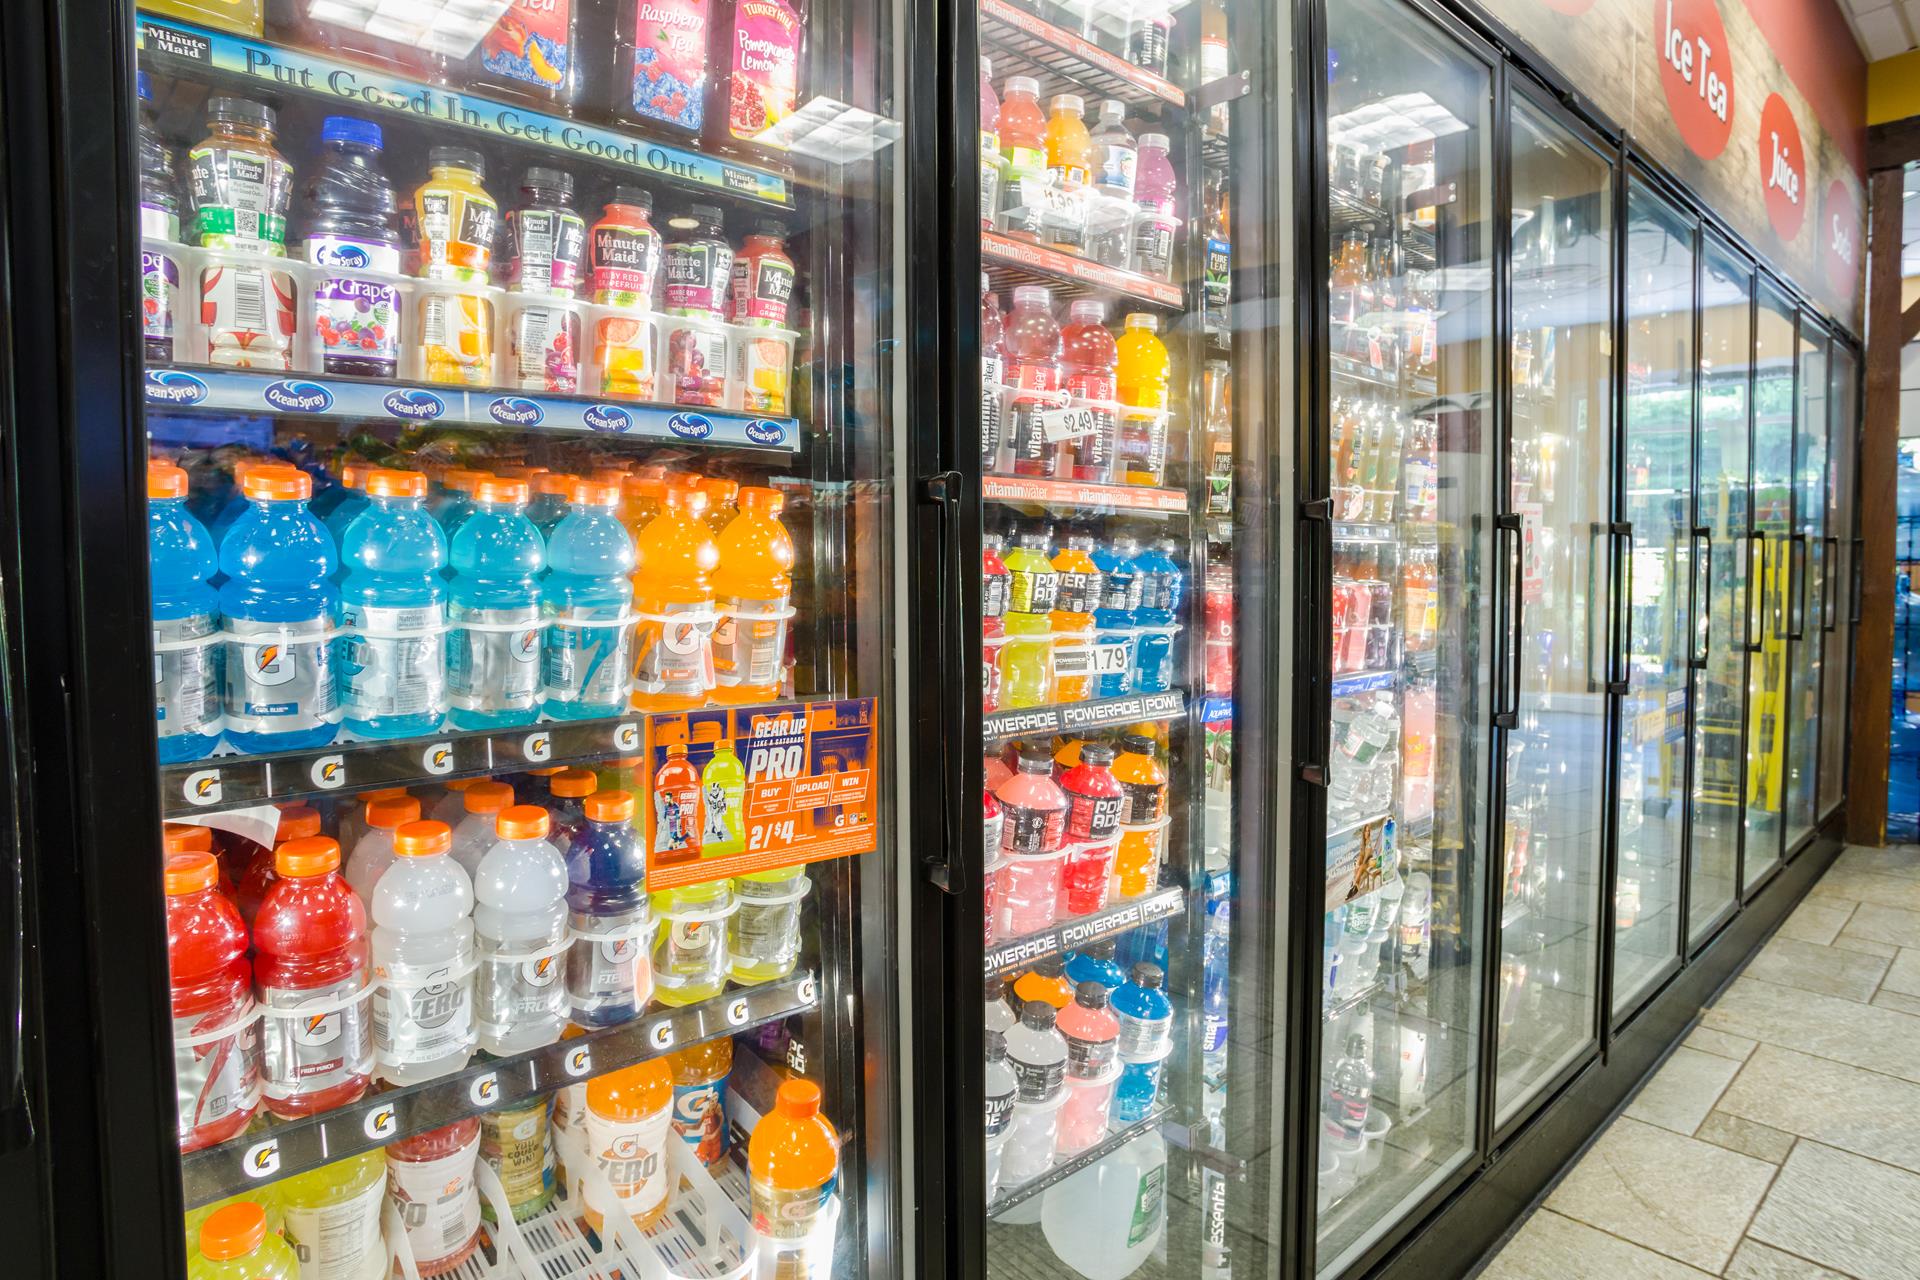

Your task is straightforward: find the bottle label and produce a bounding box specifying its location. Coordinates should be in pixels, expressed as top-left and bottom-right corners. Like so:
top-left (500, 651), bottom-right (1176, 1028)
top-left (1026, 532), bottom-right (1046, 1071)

top-left (447, 605), bottom-right (543, 715)
top-left (387, 1139), bottom-right (482, 1264)
top-left (982, 568), bottom-right (1009, 623)
top-left (372, 951), bottom-right (474, 1067)
top-left (1000, 797), bottom-right (1064, 855)
top-left (1205, 236), bottom-right (1232, 325)
top-left (590, 221), bottom-right (663, 306)
top-left (652, 779), bottom-right (701, 855)
top-left (172, 999), bottom-right (260, 1142)
top-left (1007, 359), bottom-right (1063, 471)
top-left (507, 207), bottom-right (587, 294)
top-left (417, 189), bottom-right (498, 282)
top-left (567, 911), bottom-right (648, 1016)
top-left (281, 1174), bottom-right (385, 1280)
top-left (730, 252), bottom-right (795, 327)
top-left (1066, 1031), bottom-right (1116, 1078)
top-left (1002, 149), bottom-right (1048, 236)
top-left (339, 601), bottom-right (447, 723)
top-left (981, 351), bottom-right (1005, 462)
top-left (1010, 1051), bottom-right (1064, 1101)
top-left (1094, 143), bottom-right (1137, 199)
top-left (1006, 563), bottom-right (1058, 615)
top-left (154, 613), bottom-right (222, 740)
top-left (481, 0), bottom-right (576, 91)
top-left (667, 321), bottom-right (730, 407)
top-left (201, 263), bottom-right (297, 369)
top-left (656, 914), bottom-right (728, 992)
top-left (475, 934), bottom-right (567, 1042)
top-left (730, 895), bottom-right (802, 966)
top-left (631, 600), bottom-right (715, 702)
top-left (664, 239), bottom-right (736, 319)
top-left (712, 592), bottom-right (789, 692)
top-left (1065, 788), bottom-right (1123, 842)
top-left (418, 292), bottom-right (496, 386)
top-left (751, 1170), bottom-right (836, 1242)
top-left (730, 0), bottom-right (801, 141)
top-left (224, 614), bottom-right (336, 735)
top-left (507, 301), bottom-right (582, 392)
top-left (1131, 213), bottom-right (1176, 280)
top-left (980, 136), bottom-right (1001, 226)
top-left (629, 0), bottom-right (708, 132)
top-left (308, 239), bottom-right (402, 371)
top-left (1126, 1162), bottom-right (1167, 1248)
top-left (258, 976), bottom-right (373, 1102)
top-left (479, 1098), bottom-right (555, 1222)
top-left (1137, 566), bottom-right (1178, 612)
top-left (1119, 778), bottom-right (1166, 824)
top-left (1115, 1012), bottom-right (1170, 1058)
top-left (1128, 20), bottom-right (1171, 75)
top-left (670, 1077), bottom-right (729, 1165)
top-left (985, 1083), bottom-right (1015, 1139)
top-left (1054, 568), bottom-right (1101, 615)
top-left (140, 223), bottom-right (181, 352)
top-left (586, 1101), bottom-right (673, 1222)
top-left (189, 145), bottom-right (292, 251)
top-left (541, 608), bottom-right (634, 710)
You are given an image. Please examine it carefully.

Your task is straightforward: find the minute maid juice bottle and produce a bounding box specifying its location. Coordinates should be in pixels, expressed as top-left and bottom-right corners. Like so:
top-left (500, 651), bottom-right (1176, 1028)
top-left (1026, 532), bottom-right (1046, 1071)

top-left (414, 148), bottom-right (498, 387)
top-left (189, 98), bottom-right (295, 369)
top-left (275, 1152), bottom-right (387, 1280)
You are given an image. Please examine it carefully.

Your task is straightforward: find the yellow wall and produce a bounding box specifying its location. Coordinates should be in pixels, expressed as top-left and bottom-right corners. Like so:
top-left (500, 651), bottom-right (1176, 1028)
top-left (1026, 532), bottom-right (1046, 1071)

top-left (1869, 50), bottom-right (1920, 125)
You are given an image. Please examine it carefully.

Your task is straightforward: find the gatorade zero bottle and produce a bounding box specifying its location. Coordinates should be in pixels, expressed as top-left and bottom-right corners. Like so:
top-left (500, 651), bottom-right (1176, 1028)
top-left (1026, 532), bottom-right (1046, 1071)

top-left (253, 836), bottom-right (373, 1117)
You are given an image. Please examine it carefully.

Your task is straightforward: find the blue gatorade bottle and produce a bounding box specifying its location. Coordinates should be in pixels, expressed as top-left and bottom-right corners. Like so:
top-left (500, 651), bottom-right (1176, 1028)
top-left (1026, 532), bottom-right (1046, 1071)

top-left (540, 479), bottom-right (636, 720)
top-left (1091, 532), bottom-right (1142, 699)
top-left (150, 461), bottom-right (224, 763)
top-left (1130, 536), bottom-right (1184, 694)
top-left (446, 476), bottom-right (545, 730)
top-left (1111, 962), bottom-right (1173, 1123)
top-left (527, 473), bottom-right (573, 540)
top-left (565, 788), bottom-right (653, 1026)
top-left (336, 469), bottom-right (448, 738)
top-left (319, 462), bottom-right (370, 552)
top-left (432, 469), bottom-right (488, 537)
top-left (219, 465), bottom-right (339, 752)
top-left (304, 116), bottom-right (402, 379)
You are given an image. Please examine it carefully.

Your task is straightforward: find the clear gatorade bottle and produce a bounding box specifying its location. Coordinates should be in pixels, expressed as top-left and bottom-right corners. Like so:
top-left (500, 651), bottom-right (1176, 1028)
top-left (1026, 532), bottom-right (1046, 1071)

top-left (304, 116), bottom-right (402, 378)
top-left (343, 793), bottom-right (420, 931)
top-left (150, 461), bottom-right (224, 763)
top-left (371, 820), bottom-right (476, 1086)
top-left (166, 851), bottom-right (260, 1152)
top-left (472, 805), bottom-right (570, 1055)
top-left (447, 477), bottom-right (546, 730)
top-left (337, 470), bottom-right (449, 740)
top-left (450, 780), bottom-right (515, 882)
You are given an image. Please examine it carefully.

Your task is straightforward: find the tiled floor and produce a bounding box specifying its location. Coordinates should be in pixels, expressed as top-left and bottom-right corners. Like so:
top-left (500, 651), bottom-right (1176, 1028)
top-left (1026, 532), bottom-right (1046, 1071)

top-left (1478, 846), bottom-right (1920, 1280)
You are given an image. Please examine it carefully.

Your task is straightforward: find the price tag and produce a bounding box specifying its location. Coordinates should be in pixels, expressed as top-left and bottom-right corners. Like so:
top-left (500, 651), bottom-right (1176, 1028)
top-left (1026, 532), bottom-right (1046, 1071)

top-left (1088, 642), bottom-right (1131, 674)
top-left (1053, 645), bottom-right (1093, 678)
top-left (1040, 404), bottom-right (1100, 442)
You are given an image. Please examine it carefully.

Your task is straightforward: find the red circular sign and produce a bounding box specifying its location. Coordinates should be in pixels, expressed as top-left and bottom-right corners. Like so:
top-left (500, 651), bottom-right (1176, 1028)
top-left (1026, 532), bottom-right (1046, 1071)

top-left (1822, 179), bottom-right (1860, 299)
top-left (1654, 0), bottom-right (1734, 160)
top-left (1757, 93), bottom-right (1806, 243)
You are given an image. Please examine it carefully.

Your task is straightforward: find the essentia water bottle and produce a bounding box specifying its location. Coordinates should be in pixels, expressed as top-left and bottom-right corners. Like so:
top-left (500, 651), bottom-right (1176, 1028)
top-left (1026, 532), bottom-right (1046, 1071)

top-left (370, 820), bottom-right (476, 1086)
top-left (472, 805), bottom-right (570, 1055)
top-left (336, 470), bottom-right (448, 739)
top-left (303, 115), bottom-right (402, 378)
top-left (447, 477), bottom-right (546, 730)
top-left (150, 461), bottom-right (224, 763)
top-left (1003, 286), bottom-right (1063, 478)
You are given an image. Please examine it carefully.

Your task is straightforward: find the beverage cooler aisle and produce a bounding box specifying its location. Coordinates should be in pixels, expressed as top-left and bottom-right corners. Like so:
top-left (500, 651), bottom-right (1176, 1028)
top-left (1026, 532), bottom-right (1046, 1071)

top-left (130, 0), bottom-right (901, 1275)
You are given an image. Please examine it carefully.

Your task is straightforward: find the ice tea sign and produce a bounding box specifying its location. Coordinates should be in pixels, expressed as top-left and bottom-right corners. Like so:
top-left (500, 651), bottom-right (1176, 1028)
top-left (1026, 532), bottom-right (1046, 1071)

top-left (1656, 0), bottom-right (1733, 160)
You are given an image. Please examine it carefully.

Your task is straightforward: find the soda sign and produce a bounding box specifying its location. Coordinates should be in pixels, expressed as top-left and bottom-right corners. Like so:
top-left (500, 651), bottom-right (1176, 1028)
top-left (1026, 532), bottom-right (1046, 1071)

top-left (1655, 0), bottom-right (1733, 160)
top-left (1758, 93), bottom-right (1805, 243)
top-left (1822, 178), bottom-right (1859, 299)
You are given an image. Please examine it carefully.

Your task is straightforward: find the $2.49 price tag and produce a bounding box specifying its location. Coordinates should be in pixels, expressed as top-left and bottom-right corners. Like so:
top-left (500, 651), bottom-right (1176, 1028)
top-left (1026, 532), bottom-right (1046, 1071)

top-left (1039, 404), bottom-right (1100, 442)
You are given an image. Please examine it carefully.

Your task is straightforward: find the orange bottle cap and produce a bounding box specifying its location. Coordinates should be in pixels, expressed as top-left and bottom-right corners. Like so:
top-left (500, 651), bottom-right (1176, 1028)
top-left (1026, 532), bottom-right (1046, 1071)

top-left (199, 1201), bottom-right (269, 1262)
top-left (362, 787), bottom-right (410, 802)
top-left (699, 477), bottom-right (738, 506)
top-left (447, 469), bottom-right (491, 493)
top-left (571, 479), bottom-right (620, 507)
top-left (775, 1078), bottom-right (823, 1119)
top-left (525, 765), bottom-right (565, 777)
top-left (147, 462), bottom-right (189, 500)
top-left (740, 486), bottom-right (785, 515)
top-left (537, 472), bottom-right (577, 498)
top-left (474, 477), bottom-right (529, 505)
top-left (602, 755), bottom-right (643, 769)
top-left (161, 822), bottom-right (213, 855)
top-left (241, 466), bottom-right (312, 502)
top-left (365, 796), bottom-right (422, 830)
top-left (364, 469), bottom-right (427, 499)
top-left (393, 820), bottom-right (454, 857)
top-left (584, 790), bottom-right (636, 822)
top-left (163, 851), bottom-right (220, 896)
top-left (665, 471), bottom-right (702, 490)
top-left (592, 467), bottom-right (631, 487)
top-left (549, 768), bottom-right (597, 799)
top-left (622, 475), bottom-right (666, 502)
top-left (276, 805), bottom-right (322, 842)
top-left (691, 721), bottom-right (722, 744)
top-left (496, 804), bottom-right (551, 839)
top-left (443, 778), bottom-right (477, 794)
top-left (337, 463), bottom-right (366, 491)
top-left (275, 836), bottom-right (342, 878)
top-left (464, 780), bottom-right (515, 814)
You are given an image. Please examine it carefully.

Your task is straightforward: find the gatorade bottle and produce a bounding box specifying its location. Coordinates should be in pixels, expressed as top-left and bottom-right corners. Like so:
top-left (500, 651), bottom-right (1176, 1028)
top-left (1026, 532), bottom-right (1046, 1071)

top-left (1012, 955), bottom-right (1073, 1010)
top-left (138, 72), bottom-right (183, 363)
top-left (166, 851), bottom-right (260, 1152)
top-left (1049, 529), bottom-right (1103, 703)
top-left (542, 766), bottom-right (598, 855)
top-left (583, 1057), bottom-right (675, 1231)
top-left (235, 804), bottom-right (322, 924)
top-left (371, 820), bottom-right (476, 1086)
top-left (1003, 286), bottom-right (1064, 478)
top-left (343, 793), bottom-right (421, 908)
top-left (1112, 734), bottom-right (1170, 898)
top-left (335, 785), bottom-right (408, 861)
top-left (337, 470), bottom-right (448, 739)
top-left (450, 780), bottom-right (515, 881)
top-left (652, 738), bottom-right (702, 860)
top-left (749, 1079), bottom-right (839, 1246)
top-left (1116, 313), bottom-right (1171, 486)
top-left (668, 1037), bottom-right (732, 1167)
top-left (999, 527), bottom-right (1058, 709)
top-left (1042, 94), bottom-right (1092, 252)
top-left (541, 480), bottom-right (637, 720)
top-left (275, 1152), bottom-right (386, 1280)
top-left (1065, 939), bottom-right (1127, 991)
top-left (386, 1116), bottom-right (483, 1277)
top-left (428, 469), bottom-right (481, 533)
top-left (321, 465), bottom-right (370, 552)
top-left (698, 478), bottom-right (739, 537)
top-left (1003, 1001), bottom-right (1068, 1182)
top-left (1112, 963), bottom-right (1173, 1122)
top-left (472, 805), bottom-right (570, 1055)
top-left (1132, 133), bottom-right (1179, 281)
top-left (652, 878), bottom-right (737, 1005)
top-left (1058, 741), bottom-right (1125, 914)
top-left (995, 745), bottom-right (1068, 936)
top-left (1091, 534), bottom-right (1142, 698)
top-left (566, 788), bottom-right (652, 1026)
top-left (1056, 981), bottom-right (1121, 1151)
top-left (731, 862), bottom-right (808, 985)
top-left (304, 116), bottom-right (402, 378)
top-left (479, 1094), bottom-right (556, 1224)
top-left (712, 486), bottom-right (795, 704)
top-left (188, 1202), bottom-right (298, 1280)
top-left (253, 836), bottom-right (372, 1117)
top-left (447, 477), bottom-right (546, 730)
top-left (529, 472), bottom-right (575, 540)
top-left (699, 727), bottom-right (747, 857)
top-left (998, 76), bottom-right (1048, 240)
top-left (594, 755), bottom-right (644, 810)
top-left (1059, 301), bottom-right (1120, 482)
top-left (166, 823), bottom-right (222, 902)
top-left (631, 484), bottom-right (719, 711)
top-left (503, 168), bottom-right (586, 393)
top-left (219, 466), bottom-right (338, 753)
top-left (1131, 537), bottom-right (1185, 693)
top-left (150, 461), bottom-right (224, 763)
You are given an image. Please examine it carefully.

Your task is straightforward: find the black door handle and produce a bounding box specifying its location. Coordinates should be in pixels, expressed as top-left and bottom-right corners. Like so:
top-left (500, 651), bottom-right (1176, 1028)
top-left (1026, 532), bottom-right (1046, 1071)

top-left (1788, 533), bottom-right (1809, 642)
top-left (1495, 513), bottom-right (1523, 729)
top-left (919, 470), bottom-right (966, 892)
top-left (1822, 536), bottom-right (1839, 633)
top-left (1690, 526), bottom-right (1712, 669)
top-left (1746, 531), bottom-right (1766, 654)
top-left (1301, 497), bottom-right (1332, 785)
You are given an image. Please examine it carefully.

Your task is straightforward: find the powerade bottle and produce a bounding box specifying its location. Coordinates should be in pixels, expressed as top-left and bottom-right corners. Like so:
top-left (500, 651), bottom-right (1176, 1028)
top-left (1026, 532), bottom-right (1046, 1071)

top-left (1112, 962), bottom-right (1173, 1123)
top-left (336, 470), bottom-right (447, 739)
top-left (446, 478), bottom-right (544, 730)
top-left (541, 479), bottom-right (637, 720)
top-left (1091, 533), bottom-right (1142, 698)
top-left (150, 462), bottom-right (224, 763)
top-left (303, 116), bottom-right (402, 378)
top-left (1064, 938), bottom-right (1127, 993)
top-left (1131, 536), bottom-right (1184, 694)
top-left (220, 466), bottom-right (338, 753)
top-left (138, 71), bottom-right (183, 364)
top-left (565, 789), bottom-right (652, 1027)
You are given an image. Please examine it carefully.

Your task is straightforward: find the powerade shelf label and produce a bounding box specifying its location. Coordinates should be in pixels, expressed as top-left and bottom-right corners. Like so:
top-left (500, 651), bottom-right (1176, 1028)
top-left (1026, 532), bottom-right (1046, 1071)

top-left (983, 688), bottom-right (1186, 740)
top-left (983, 886), bottom-right (1184, 974)
top-left (137, 18), bottom-right (792, 206)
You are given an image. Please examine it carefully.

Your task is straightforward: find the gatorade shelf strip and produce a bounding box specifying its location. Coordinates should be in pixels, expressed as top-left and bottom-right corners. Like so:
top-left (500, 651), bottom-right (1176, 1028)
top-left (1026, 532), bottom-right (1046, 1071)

top-left (179, 971), bottom-right (816, 1206)
top-left (978, 0), bottom-right (1186, 108)
top-left (982, 687), bottom-right (1187, 741)
top-left (987, 1101), bottom-right (1172, 1218)
top-left (143, 366), bottom-right (802, 451)
top-left (983, 232), bottom-right (1186, 309)
top-left (984, 885), bottom-right (1185, 974)
top-left (981, 474), bottom-right (1190, 514)
top-left (136, 17), bottom-right (793, 207)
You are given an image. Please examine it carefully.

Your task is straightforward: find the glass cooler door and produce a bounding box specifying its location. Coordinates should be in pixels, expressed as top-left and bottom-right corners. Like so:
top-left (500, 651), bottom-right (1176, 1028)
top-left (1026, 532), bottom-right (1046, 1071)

top-left (1745, 283), bottom-right (1797, 886)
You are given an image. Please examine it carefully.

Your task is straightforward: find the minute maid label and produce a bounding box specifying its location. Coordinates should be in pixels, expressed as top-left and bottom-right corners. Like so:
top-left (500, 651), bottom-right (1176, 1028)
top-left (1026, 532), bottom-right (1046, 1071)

top-left (189, 144), bottom-right (292, 253)
top-left (224, 615), bottom-right (336, 735)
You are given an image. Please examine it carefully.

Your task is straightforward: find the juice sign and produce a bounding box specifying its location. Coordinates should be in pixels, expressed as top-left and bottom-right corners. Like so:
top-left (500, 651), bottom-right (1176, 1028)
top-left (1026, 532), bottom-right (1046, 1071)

top-left (1758, 92), bottom-right (1805, 242)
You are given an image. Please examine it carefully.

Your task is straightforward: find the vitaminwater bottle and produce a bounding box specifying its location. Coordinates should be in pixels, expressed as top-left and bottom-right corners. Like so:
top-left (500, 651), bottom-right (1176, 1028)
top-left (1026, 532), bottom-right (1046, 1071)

top-left (1112, 734), bottom-right (1169, 898)
top-left (982, 531), bottom-right (1010, 713)
top-left (583, 1057), bottom-right (675, 1231)
top-left (1042, 94), bottom-right (1092, 252)
top-left (1131, 537), bottom-right (1185, 693)
top-left (631, 484), bottom-right (719, 711)
top-left (189, 97), bottom-right (296, 369)
top-left (712, 486), bottom-right (795, 704)
top-left (450, 780), bottom-right (514, 881)
top-left (566, 789), bottom-right (653, 1026)
top-left (219, 467), bottom-right (338, 753)
top-left (343, 794), bottom-right (421, 916)
top-left (541, 479), bottom-right (637, 719)
top-left (386, 1116), bottom-right (483, 1277)
top-left (998, 76), bottom-right (1048, 240)
top-left (370, 820), bottom-right (476, 1086)
top-left (503, 167), bottom-right (587, 393)
top-left (1049, 529), bottom-right (1102, 703)
top-left (981, 279), bottom-right (1006, 472)
top-left (188, 1202), bottom-right (297, 1279)
top-left (1116, 313), bottom-right (1171, 486)
top-left (999, 527), bottom-right (1058, 708)
top-left (994, 745), bottom-right (1067, 936)
top-left (1002, 1000), bottom-right (1068, 1182)
top-left (699, 728), bottom-right (748, 856)
top-left (1127, 1), bottom-right (1172, 75)
top-left (668, 1037), bottom-right (733, 1167)
top-left (1112, 963), bottom-right (1173, 1122)
top-left (337, 470), bottom-right (448, 739)
top-left (304, 116), bottom-right (402, 378)
top-left (979, 57), bottom-right (1001, 230)
top-left (1058, 741), bottom-right (1124, 914)
top-left (415, 147), bottom-right (498, 386)
top-left (1003, 286), bottom-right (1063, 478)
top-left (166, 851), bottom-right (260, 1152)
top-left (1056, 981), bottom-right (1120, 1152)
top-left (652, 878), bottom-right (737, 1005)
top-left (447, 477), bottom-right (546, 730)
top-left (275, 1152), bottom-right (385, 1280)
top-left (472, 806), bottom-right (570, 1055)
top-left (150, 462), bottom-right (224, 763)
top-left (749, 1079), bottom-right (840, 1252)
top-left (138, 73), bottom-right (183, 363)
top-left (479, 1094), bottom-right (557, 1224)
top-left (1059, 300), bottom-right (1120, 482)
top-left (253, 837), bottom-right (373, 1117)
top-left (1131, 133), bottom-right (1178, 281)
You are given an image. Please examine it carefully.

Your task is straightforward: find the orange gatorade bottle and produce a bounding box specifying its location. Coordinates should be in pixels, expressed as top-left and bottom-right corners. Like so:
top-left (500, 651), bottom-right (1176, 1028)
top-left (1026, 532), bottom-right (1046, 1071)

top-left (630, 485), bottom-right (719, 711)
top-left (668, 1036), bottom-right (733, 1167)
top-left (750, 1079), bottom-right (840, 1249)
top-left (711, 486), bottom-right (795, 704)
top-left (582, 1057), bottom-right (675, 1232)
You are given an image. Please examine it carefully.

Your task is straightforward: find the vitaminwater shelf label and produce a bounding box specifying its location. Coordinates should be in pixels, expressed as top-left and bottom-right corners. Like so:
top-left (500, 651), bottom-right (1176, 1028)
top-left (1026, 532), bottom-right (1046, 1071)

top-left (137, 16), bottom-right (791, 207)
top-left (645, 699), bottom-right (878, 887)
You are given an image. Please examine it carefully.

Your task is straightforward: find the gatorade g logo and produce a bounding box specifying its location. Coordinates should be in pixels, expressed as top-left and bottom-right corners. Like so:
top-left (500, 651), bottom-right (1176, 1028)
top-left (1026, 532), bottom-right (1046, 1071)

top-left (744, 419), bottom-right (787, 446)
top-left (246, 642), bottom-right (296, 687)
top-left (382, 388), bottom-right (446, 421)
top-left (603, 937), bottom-right (637, 964)
top-left (144, 369), bottom-right (209, 405)
top-left (469, 1072), bottom-right (500, 1107)
top-left (263, 380), bottom-right (335, 413)
top-left (242, 1139), bottom-right (281, 1179)
top-left (667, 412), bottom-right (714, 440)
top-left (184, 769), bottom-right (223, 806)
top-left (513, 629), bottom-right (542, 663)
top-left (665, 619), bottom-right (705, 656)
top-left (311, 755), bottom-right (346, 790)
top-left (564, 1045), bottom-right (593, 1077)
top-left (648, 1020), bottom-right (676, 1051)
top-left (602, 1135), bottom-right (659, 1185)
top-left (522, 955), bottom-right (560, 988)
top-left (522, 732), bottom-right (552, 762)
top-left (315, 242), bottom-right (371, 269)
top-left (410, 976), bottom-right (464, 1030)
top-left (614, 722), bottom-right (640, 752)
top-left (726, 996), bottom-right (751, 1025)
top-left (364, 1103), bottom-right (398, 1140)
top-left (798, 975), bottom-right (818, 1005)
top-left (488, 396), bottom-right (545, 427)
top-left (583, 404), bottom-right (632, 433)
top-left (422, 742), bottom-right (454, 775)
top-left (293, 1011), bottom-right (342, 1047)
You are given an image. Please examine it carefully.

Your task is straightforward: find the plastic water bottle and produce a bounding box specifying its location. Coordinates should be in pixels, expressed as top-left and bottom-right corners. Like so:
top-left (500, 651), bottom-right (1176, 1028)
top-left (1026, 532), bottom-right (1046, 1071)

top-left (1003, 1000), bottom-right (1069, 1183)
top-left (472, 805), bottom-right (570, 1055)
top-left (1131, 537), bottom-right (1184, 694)
top-left (450, 780), bottom-right (515, 882)
top-left (985, 1031), bottom-right (1016, 1201)
top-left (565, 789), bottom-right (652, 1026)
top-left (1325, 1033), bottom-right (1373, 1141)
top-left (1039, 1130), bottom-right (1168, 1279)
top-left (541, 479), bottom-right (636, 720)
top-left (150, 462), bottom-right (224, 762)
top-left (336, 470), bottom-right (448, 739)
top-left (1112, 963), bottom-right (1172, 1123)
top-left (447, 476), bottom-right (545, 730)
top-left (219, 466), bottom-right (339, 753)
top-left (370, 820), bottom-right (476, 1086)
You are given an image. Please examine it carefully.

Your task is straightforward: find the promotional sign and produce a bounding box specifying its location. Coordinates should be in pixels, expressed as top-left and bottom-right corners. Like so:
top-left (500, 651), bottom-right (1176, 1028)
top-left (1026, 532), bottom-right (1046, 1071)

top-left (642, 699), bottom-right (877, 888)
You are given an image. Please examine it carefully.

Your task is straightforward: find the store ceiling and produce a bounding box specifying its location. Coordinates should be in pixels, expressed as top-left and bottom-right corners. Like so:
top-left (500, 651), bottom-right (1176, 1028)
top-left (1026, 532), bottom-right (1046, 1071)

top-left (1843, 0), bottom-right (1919, 60)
